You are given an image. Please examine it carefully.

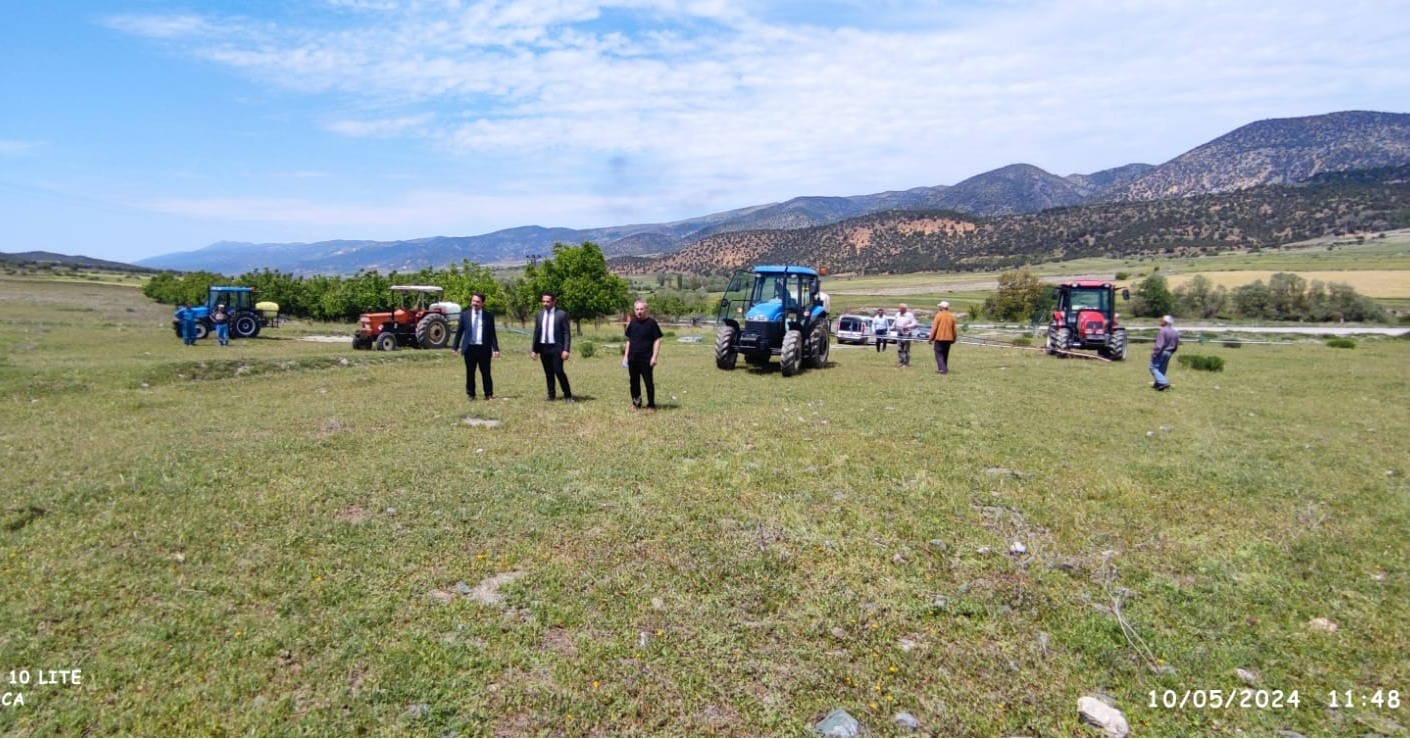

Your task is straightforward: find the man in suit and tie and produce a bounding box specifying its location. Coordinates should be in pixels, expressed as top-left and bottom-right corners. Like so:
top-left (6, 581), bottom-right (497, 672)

top-left (451, 292), bottom-right (500, 401)
top-left (531, 292), bottom-right (574, 402)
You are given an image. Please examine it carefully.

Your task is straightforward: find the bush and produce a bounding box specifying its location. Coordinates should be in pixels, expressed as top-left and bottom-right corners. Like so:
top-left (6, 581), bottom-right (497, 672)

top-left (578, 341), bottom-right (598, 358)
top-left (1220, 341), bottom-right (1242, 348)
top-left (1011, 336), bottom-right (1032, 347)
top-left (1176, 354), bottom-right (1225, 372)
top-left (1324, 337), bottom-right (1356, 349)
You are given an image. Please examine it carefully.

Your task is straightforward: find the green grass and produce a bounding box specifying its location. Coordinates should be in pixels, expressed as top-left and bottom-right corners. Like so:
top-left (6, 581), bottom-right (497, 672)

top-left (2, 276), bottom-right (1409, 736)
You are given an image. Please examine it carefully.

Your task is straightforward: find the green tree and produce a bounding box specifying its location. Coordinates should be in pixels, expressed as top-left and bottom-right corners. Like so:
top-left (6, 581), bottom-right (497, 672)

top-left (1173, 274), bottom-right (1228, 319)
top-left (1131, 274), bottom-right (1175, 317)
top-left (1266, 272), bottom-right (1308, 321)
top-left (984, 267), bottom-right (1048, 322)
top-left (532, 242), bottom-right (631, 333)
top-left (1231, 281), bottom-right (1271, 319)
top-left (440, 260), bottom-right (508, 315)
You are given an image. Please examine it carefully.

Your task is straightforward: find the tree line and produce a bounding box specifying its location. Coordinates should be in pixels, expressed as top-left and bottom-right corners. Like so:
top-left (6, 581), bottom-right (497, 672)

top-left (982, 267), bottom-right (1388, 324)
top-left (142, 242), bottom-right (642, 332)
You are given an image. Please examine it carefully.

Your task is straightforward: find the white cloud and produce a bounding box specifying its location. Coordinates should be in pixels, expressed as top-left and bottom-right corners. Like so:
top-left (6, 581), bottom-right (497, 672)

top-left (106, 0), bottom-right (1410, 234)
top-left (0, 139), bottom-right (43, 157)
top-left (139, 188), bottom-right (607, 232)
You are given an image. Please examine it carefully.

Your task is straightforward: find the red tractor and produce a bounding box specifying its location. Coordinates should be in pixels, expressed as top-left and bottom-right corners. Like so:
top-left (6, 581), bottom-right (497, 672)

top-left (1045, 281), bottom-right (1129, 360)
top-left (352, 285), bottom-right (456, 351)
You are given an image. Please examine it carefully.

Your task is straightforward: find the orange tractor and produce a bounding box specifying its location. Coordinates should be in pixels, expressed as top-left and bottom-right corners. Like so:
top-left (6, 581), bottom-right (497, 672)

top-left (352, 285), bottom-right (457, 351)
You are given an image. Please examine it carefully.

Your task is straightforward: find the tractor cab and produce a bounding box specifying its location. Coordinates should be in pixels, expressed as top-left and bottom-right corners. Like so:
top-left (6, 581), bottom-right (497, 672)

top-left (715, 265), bottom-right (830, 376)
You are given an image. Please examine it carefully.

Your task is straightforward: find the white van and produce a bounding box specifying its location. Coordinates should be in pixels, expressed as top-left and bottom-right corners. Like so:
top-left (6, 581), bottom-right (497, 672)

top-left (835, 314), bottom-right (872, 345)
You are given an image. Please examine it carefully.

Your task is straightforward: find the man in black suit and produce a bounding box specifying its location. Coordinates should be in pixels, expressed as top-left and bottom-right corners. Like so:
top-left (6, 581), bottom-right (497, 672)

top-left (451, 292), bottom-right (500, 400)
top-left (531, 292), bottom-right (573, 402)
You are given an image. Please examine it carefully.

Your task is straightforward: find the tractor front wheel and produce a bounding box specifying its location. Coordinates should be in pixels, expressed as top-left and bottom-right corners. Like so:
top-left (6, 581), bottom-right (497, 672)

top-left (375, 332), bottom-right (398, 351)
top-left (1108, 327), bottom-right (1128, 361)
top-left (1053, 326), bottom-right (1072, 357)
top-left (416, 313), bottom-right (449, 349)
top-left (808, 321), bottom-right (830, 369)
top-left (232, 312), bottom-right (261, 338)
top-left (780, 329), bottom-right (803, 376)
top-left (715, 326), bottom-right (738, 370)
top-left (352, 334), bottom-right (372, 350)
top-left (193, 322), bottom-right (210, 340)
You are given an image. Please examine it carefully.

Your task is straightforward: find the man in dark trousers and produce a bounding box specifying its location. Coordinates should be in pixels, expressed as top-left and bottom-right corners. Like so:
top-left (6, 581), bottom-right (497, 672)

top-left (531, 292), bottom-right (573, 402)
top-left (622, 299), bottom-right (663, 412)
top-left (451, 292), bottom-right (499, 401)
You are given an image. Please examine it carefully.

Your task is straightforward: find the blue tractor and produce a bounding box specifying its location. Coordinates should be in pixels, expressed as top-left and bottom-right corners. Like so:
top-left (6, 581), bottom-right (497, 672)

top-left (171, 286), bottom-right (279, 340)
top-left (714, 265), bottom-right (830, 376)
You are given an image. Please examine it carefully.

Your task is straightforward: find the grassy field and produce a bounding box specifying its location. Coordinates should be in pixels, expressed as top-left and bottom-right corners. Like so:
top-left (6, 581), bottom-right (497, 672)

top-left (2, 275), bottom-right (1409, 737)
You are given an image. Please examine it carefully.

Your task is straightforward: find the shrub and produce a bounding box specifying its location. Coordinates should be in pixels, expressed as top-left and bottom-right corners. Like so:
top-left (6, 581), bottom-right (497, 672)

top-left (1324, 337), bottom-right (1356, 349)
top-left (578, 341), bottom-right (598, 358)
top-left (1220, 341), bottom-right (1242, 348)
top-left (1176, 354), bottom-right (1225, 372)
top-left (1011, 336), bottom-right (1032, 347)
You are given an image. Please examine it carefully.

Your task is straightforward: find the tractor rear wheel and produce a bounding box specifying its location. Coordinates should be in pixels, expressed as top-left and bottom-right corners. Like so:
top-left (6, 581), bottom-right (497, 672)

top-left (415, 314), bottom-right (449, 349)
top-left (375, 332), bottom-right (398, 351)
top-left (232, 312), bottom-right (261, 338)
top-left (714, 326), bottom-right (738, 370)
top-left (1109, 327), bottom-right (1128, 361)
top-left (808, 321), bottom-right (830, 369)
top-left (780, 329), bottom-right (803, 376)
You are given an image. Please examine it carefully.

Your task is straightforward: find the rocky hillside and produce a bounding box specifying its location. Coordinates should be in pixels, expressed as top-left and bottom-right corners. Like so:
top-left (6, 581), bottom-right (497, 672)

top-left (1110, 111), bottom-right (1410, 201)
top-left (629, 166), bottom-right (1410, 275)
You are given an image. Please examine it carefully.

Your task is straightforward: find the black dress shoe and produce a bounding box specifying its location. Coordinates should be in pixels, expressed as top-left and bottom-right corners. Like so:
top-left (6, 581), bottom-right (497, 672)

top-left (1156, 383), bottom-right (1171, 391)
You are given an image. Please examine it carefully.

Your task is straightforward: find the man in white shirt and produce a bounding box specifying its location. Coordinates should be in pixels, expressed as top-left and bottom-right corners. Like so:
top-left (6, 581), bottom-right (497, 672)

top-left (893, 303), bottom-right (918, 367)
top-left (451, 292), bottom-right (500, 401)
top-left (531, 292), bottom-right (574, 402)
top-left (871, 310), bottom-right (890, 353)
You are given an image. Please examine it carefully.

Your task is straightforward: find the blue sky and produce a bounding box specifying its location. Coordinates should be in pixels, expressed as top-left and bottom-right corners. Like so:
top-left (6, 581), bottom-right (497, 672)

top-left (3, 0), bottom-right (1408, 264)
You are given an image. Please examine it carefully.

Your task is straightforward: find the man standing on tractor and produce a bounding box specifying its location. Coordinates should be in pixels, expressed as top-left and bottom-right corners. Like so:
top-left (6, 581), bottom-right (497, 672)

top-left (893, 303), bottom-right (917, 367)
top-left (929, 301), bottom-right (958, 374)
top-left (1149, 315), bottom-right (1180, 391)
top-left (452, 292), bottom-right (500, 401)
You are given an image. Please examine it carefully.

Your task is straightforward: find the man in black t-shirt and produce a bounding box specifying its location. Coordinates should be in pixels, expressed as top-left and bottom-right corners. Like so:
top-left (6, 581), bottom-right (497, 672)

top-left (622, 300), bottom-right (664, 411)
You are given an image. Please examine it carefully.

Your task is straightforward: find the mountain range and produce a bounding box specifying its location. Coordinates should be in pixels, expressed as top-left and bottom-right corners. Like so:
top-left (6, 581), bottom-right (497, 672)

top-left (134, 110), bottom-right (1410, 276)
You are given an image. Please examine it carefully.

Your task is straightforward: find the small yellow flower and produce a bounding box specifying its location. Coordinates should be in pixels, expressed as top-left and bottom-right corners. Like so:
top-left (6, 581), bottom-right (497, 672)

top-left (592, 680), bottom-right (600, 690)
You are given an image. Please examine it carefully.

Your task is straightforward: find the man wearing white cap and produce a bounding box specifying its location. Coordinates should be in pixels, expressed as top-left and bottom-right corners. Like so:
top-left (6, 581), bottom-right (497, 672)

top-left (1149, 315), bottom-right (1180, 391)
top-left (893, 303), bottom-right (917, 367)
top-left (929, 301), bottom-right (958, 373)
